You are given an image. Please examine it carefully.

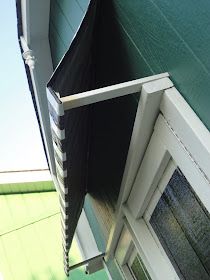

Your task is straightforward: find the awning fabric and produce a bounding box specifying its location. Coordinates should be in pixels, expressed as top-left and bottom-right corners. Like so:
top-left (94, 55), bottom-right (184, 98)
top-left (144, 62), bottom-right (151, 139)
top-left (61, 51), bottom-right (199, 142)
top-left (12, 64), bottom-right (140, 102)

top-left (47, 0), bottom-right (141, 275)
top-left (47, 0), bottom-right (100, 275)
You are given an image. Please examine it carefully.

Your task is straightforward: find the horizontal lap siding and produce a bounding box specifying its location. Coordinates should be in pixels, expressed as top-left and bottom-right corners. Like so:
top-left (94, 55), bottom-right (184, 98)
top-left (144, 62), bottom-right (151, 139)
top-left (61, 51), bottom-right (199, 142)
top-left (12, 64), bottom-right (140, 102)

top-left (49, 0), bottom-right (210, 169)
top-left (110, 0), bottom-right (210, 130)
top-left (49, 0), bottom-right (90, 67)
top-left (84, 196), bottom-right (124, 280)
top-left (92, 0), bottom-right (210, 215)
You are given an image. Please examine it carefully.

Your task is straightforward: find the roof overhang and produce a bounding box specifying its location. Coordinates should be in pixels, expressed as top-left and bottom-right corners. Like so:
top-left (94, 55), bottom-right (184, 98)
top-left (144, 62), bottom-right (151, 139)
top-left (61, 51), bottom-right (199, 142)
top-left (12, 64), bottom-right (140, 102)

top-left (16, 0), bottom-right (56, 179)
top-left (20, 0), bottom-right (50, 46)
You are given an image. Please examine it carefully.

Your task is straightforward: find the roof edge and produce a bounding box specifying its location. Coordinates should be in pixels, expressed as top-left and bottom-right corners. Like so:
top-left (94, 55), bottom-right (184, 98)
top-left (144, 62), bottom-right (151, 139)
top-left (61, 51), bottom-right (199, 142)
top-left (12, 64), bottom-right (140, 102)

top-left (15, 0), bottom-right (52, 170)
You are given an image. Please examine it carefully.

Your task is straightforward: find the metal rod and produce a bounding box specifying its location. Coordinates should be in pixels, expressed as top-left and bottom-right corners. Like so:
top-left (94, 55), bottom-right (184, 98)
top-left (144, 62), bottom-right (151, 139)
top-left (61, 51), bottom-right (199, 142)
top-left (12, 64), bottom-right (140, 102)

top-left (69, 253), bottom-right (105, 271)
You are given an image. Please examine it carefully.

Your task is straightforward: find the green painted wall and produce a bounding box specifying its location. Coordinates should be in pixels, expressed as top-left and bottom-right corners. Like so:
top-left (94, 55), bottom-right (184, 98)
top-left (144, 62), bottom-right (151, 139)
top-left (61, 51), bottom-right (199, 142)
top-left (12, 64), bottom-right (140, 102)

top-left (95, 0), bottom-right (210, 130)
top-left (84, 195), bottom-right (107, 252)
top-left (49, 0), bottom-right (90, 67)
top-left (84, 196), bottom-right (124, 280)
top-left (49, 0), bottom-right (210, 128)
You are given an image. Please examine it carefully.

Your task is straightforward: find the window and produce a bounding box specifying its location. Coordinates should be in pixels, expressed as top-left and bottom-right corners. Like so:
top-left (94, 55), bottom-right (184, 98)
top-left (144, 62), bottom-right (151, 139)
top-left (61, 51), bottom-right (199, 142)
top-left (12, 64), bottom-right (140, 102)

top-left (127, 249), bottom-right (152, 280)
top-left (146, 161), bottom-right (210, 279)
top-left (114, 86), bottom-right (210, 279)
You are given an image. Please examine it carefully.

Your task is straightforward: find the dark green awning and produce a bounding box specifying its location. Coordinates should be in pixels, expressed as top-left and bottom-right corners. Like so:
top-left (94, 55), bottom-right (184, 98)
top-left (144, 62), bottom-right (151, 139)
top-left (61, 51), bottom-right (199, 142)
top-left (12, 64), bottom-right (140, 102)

top-left (47, 0), bottom-right (100, 275)
top-left (47, 0), bottom-right (138, 275)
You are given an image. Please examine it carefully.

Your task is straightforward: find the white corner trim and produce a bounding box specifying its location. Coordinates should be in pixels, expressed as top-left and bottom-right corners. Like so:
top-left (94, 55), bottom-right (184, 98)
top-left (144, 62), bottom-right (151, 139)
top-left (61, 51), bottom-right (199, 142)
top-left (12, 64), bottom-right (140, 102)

top-left (116, 77), bottom-right (173, 210)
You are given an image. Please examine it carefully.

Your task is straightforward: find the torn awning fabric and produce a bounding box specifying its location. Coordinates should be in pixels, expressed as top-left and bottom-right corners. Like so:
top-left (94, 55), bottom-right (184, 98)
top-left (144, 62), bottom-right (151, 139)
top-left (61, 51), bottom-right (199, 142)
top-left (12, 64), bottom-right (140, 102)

top-left (47, 0), bottom-right (100, 276)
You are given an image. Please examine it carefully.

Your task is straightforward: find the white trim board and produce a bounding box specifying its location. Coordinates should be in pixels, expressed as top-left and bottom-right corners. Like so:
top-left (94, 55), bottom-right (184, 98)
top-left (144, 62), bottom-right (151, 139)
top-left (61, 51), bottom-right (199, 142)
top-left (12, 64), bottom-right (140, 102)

top-left (60, 74), bottom-right (171, 110)
top-left (160, 87), bottom-right (210, 183)
top-left (122, 208), bottom-right (179, 280)
top-left (106, 76), bottom-right (210, 276)
top-left (106, 76), bottom-right (173, 259)
top-left (21, 0), bottom-right (51, 46)
top-left (20, 1), bottom-right (56, 178)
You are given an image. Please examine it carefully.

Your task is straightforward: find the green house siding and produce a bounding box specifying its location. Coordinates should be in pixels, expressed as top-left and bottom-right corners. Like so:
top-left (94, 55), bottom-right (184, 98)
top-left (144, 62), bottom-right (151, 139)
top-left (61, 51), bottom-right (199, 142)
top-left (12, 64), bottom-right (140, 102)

top-left (49, 0), bottom-right (210, 129)
top-left (84, 196), bottom-right (107, 252)
top-left (96, 0), bottom-right (210, 130)
top-left (84, 196), bottom-right (124, 280)
top-left (49, 0), bottom-right (90, 67)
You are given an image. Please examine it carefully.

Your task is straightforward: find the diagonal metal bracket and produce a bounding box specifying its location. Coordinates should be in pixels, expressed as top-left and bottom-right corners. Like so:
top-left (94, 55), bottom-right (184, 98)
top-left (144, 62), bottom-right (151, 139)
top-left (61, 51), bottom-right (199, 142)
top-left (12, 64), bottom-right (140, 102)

top-left (69, 252), bottom-right (105, 274)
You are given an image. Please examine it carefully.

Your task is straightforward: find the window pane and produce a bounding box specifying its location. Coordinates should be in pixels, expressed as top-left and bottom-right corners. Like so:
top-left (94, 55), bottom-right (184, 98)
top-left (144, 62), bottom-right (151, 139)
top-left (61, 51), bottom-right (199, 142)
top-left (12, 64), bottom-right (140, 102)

top-left (150, 169), bottom-right (210, 280)
top-left (130, 255), bottom-right (151, 280)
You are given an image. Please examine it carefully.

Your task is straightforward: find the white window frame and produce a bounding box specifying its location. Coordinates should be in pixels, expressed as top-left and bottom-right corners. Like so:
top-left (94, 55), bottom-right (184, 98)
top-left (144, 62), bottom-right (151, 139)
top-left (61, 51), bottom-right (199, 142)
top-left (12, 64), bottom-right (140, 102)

top-left (119, 239), bottom-right (153, 280)
top-left (127, 105), bottom-right (210, 219)
top-left (108, 86), bottom-right (210, 280)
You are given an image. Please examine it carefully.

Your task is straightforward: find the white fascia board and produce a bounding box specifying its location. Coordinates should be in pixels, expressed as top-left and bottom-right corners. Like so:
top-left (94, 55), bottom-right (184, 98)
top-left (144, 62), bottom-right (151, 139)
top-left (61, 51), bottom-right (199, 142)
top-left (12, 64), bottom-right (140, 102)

top-left (20, 0), bottom-right (30, 45)
top-left (20, 0), bottom-right (56, 177)
top-left (27, 40), bottom-right (56, 177)
top-left (21, 0), bottom-right (51, 46)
